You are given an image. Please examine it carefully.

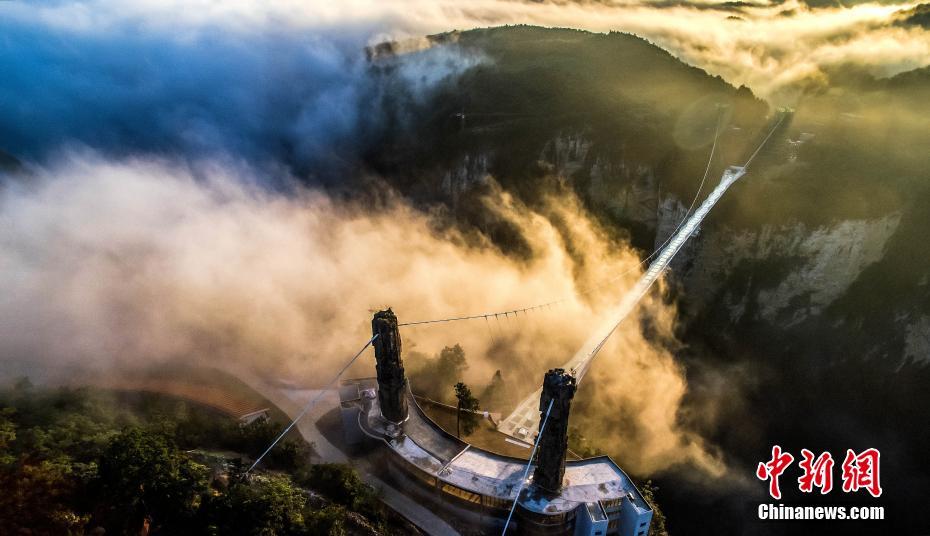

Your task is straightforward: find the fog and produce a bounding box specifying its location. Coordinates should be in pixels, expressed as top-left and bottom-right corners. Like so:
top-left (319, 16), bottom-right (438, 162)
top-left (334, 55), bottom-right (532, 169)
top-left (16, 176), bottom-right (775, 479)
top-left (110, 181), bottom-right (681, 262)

top-left (4, 0), bottom-right (928, 104)
top-left (0, 153), bottom-right (722, 474)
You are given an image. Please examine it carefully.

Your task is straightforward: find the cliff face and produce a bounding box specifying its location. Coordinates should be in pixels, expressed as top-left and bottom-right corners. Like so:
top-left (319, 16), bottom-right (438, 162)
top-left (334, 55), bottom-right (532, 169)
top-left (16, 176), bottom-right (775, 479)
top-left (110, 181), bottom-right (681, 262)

top-left (538, 131), bottom-right (592, 177)
top-left (904, 314), bottom-right (930, 365)
top-left (436, 129), bottom-right (662, 234)
top-left (587, 158), bottom-right (659, 230)
top-left (441, 152), bottom-right (492, 206)
top-left (542, 130), bottom-right (659, 229)
top-left (659, 206), bottom-right (902, 326)
top-left (431, 122), bottom-right (903, 343)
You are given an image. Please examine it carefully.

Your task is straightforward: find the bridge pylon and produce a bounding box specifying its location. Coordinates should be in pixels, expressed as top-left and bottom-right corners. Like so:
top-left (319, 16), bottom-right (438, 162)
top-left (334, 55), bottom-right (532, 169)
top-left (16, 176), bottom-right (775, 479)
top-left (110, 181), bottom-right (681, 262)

top-left (372, 309), bottom-right (408, 423)
top-left (532, 368), bottom-right (577, 493)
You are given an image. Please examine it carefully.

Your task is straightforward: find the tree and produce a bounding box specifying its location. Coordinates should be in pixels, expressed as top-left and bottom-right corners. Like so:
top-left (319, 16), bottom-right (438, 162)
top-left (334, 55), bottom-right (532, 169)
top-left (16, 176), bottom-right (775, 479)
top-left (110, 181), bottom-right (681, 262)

top-left (295, 463), bottom-right (383, 524)
top-left (481, 370), bottom-right (507, 411)
top-left (0, 459), bottom-right (90, 535)
top-left (12, 376), bottom-right (33, 393)
top-left (233, 416), bottom-right (313, 472)
top-left (298, 464), bottom-right (369, 508)
top-left (202, 474), bottom-right (308, 536)
top-left (437, 345), bottom-right (468, 384)
top-left (95, 427), bottom-right (209, 533)
top-left (454, 382), bottom-right (480, 438)
top-left (0, 386), bottom-right (397, 535)
top-left (640, 480), bottom-right (669, 536)
top-left (567, 426), bottom-right (600, 459)
top-left (304, 504), bottom-right (348, 536)
top-left (411, 344), bottom-right (470, 401)
top-left (0, 408), bottom-right (15, 465)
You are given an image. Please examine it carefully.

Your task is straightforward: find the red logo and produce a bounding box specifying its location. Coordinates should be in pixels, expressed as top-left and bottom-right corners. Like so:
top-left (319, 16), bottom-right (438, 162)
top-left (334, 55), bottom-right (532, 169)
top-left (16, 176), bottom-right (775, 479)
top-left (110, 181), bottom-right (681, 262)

top-left (757, 447), bottom-right (882, 499)
top-left (841, 448), bottom-right (882, 498)
top-left (798, 449), bottom-right (834, 494)
top-left (756, 445), bottom-right (794, 500)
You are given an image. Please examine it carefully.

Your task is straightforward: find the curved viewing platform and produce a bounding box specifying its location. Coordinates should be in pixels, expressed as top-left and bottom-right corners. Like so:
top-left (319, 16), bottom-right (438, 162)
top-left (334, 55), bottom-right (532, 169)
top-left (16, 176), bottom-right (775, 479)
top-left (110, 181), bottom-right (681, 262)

top-left (339, 377), bottom-right (652, 534)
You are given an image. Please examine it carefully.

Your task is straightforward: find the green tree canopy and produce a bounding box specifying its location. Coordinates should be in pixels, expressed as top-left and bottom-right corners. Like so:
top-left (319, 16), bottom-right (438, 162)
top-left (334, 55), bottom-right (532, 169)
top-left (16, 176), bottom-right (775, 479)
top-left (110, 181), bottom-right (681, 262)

top-left (640, 480), bottom-right (669, 536)
top-left (454, 382), bottom-right (480, 437)
top-left (437, 344), bottom-right (467, 382)
top-left (480, 369), bottom-right (509, 412)
top-left (203, 474), bottom-right (307, 536)
top-left (96, 427), bottom-right (209, 533)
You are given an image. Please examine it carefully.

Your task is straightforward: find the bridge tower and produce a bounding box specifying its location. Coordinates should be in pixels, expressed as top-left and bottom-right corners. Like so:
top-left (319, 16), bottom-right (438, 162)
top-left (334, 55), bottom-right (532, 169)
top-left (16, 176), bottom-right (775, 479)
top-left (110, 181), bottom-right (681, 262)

top-left (372, 309), bottom-right (408, 423)
top-left (532, 368), bottom-right (577, 493)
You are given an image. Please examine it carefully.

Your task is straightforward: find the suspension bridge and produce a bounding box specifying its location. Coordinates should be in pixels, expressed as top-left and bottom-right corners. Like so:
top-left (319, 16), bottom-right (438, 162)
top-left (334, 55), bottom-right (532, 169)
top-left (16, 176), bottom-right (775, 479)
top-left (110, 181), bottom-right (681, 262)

top-left (498, 164), bottom-right (749, 437)
top-left (250, 108), bottom-right (789, 469)
top-left (234, 109), bottom-right (790, 535)
top-left (498, 111), bottom-right (785, 439)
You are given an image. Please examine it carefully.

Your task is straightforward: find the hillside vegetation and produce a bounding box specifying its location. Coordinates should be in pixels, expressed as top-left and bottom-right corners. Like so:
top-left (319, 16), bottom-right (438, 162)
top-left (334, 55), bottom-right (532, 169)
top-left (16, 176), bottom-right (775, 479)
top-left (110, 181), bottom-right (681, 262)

top-left (0, 381), bottom-right (405, 535)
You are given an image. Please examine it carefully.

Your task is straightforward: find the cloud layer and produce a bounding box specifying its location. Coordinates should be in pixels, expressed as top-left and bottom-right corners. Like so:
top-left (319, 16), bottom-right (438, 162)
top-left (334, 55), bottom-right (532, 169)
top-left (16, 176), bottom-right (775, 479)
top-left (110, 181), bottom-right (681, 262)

top-left (0, 2), bottom-right (485, 177)
top-left (3, 0), bottom-right (928, 108)
top-left (0, 153), bottom-right (719, 474)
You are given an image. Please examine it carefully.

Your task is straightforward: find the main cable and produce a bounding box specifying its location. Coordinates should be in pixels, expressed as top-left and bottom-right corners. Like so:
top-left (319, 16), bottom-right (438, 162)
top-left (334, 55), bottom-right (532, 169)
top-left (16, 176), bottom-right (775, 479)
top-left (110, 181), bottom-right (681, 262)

top-left (580, 105), bottom-right (725, 294)
top-left (246, 334), bottom-right (378, 473)
top-left (500, 398), bottom-right (555, 535)
top-left (743, 111), bottom-right (787, 169)
top-left (571, 110), bottom-right (787, 379)
top-left (400, 107), bottom-right (726, 328)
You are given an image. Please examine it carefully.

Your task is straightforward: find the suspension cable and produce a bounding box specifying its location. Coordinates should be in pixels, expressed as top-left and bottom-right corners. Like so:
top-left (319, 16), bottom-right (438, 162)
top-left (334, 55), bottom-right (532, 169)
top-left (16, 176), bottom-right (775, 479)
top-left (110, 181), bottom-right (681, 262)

top-left (743, 111), bottom-right (786, 169)
top-left (400, 106), bottom-right (727, 328)
top-left (571, 110), bottom-right (788, 378)
top-left (571, 105), bottom-right (726, 296)
top-left (246, 334), bottom-right (378, 473)
top-left (501, 398), bottom-right (555, 535)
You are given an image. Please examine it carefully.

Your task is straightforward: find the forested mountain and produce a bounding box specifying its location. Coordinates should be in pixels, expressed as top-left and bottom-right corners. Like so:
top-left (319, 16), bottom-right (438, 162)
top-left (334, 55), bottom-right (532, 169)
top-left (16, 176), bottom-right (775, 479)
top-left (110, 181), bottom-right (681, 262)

top-left (361, 26), bottom-right (930, 535)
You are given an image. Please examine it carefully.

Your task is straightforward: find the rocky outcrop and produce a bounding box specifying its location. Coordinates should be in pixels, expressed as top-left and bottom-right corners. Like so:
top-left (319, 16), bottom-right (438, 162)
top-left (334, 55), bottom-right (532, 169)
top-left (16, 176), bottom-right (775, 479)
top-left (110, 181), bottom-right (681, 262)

top-left (904, 314), bottom-right (930, 365)
top-left (537, 131), bottom-right (592, 177)
top-left (753, 217), bottom-right (901, 324)
top-left (532, 368), bottom-right (577, 493)
top-left (372, 309), bottom-right (408, 423)
top-left (435, 131), bottom-right (900, 332)
top-left (439, 131), bottom-right (662, 231)
top-left (441, 152), bottom-right (491, 206)
top-left (589, 158), bottom-right (659, 228)
top-left (536, 131), bottom-right (660, 228)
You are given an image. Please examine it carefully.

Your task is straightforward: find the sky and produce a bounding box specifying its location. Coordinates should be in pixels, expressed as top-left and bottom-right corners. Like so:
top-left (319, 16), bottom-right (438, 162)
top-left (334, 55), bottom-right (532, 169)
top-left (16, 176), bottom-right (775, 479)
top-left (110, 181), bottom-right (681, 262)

top-left (4, 0), bottom-right (929, 100)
